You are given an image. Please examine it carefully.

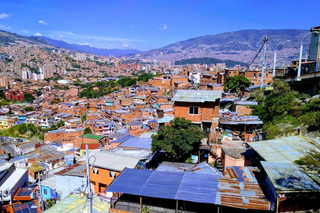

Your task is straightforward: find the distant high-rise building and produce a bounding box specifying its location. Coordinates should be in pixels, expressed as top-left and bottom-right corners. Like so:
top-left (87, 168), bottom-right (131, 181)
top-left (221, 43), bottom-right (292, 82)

top-left (0, 75), bottom-right (8, 88)
top-left (22, 70), bottom-right (32, 79)
top-left (75, 53), bottom-right (87, 61)
top-left (32, 73), bottom-right (38, 81)
top-left (42, 64), bottom-right (54, 78)
top-left (22, 70), bottom-right (28, 80)
top-left (39, 73), bottom-right (44, 80)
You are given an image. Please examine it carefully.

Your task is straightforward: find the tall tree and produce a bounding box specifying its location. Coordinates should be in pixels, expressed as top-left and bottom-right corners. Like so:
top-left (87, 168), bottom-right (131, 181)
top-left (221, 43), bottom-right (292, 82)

top-left (224, 75), bottom-right (251, 94)
top-left (151, 117), bottom-right (205, 162)
top-left (84, 127), bottom-right (92, 134)
top-left (252, 79), bottom-right (297, 122)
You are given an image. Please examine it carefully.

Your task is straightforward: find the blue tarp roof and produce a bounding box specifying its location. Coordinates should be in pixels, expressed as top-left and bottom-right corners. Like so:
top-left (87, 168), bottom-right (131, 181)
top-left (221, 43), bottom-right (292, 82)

top-left (118, 138), bottom-right (152, 150)
top-left (106, 168), bottom-right (219, 204)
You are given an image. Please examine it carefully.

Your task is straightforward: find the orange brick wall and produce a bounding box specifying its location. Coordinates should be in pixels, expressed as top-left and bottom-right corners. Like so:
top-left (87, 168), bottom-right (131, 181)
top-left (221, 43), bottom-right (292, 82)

top-left (236, 105), bottom-right (253, 116)
top-left (174, 101), bottom-right (219, 123)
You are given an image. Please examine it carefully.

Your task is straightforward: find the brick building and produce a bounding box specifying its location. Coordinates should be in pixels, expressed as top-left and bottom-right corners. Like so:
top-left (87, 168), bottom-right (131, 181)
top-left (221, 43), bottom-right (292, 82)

top-left (4, 89), bottom-right (24, 101)
top-left (232, 101), bottom-right (258, 116)
top-left (172, 90), bottom-right (222, 131)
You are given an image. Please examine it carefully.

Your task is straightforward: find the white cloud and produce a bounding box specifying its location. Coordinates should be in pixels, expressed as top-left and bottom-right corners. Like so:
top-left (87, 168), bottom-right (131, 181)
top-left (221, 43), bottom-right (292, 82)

top-left (34, 32), bottom-right (42, 36)
top-left (38, 20), bottom-right (48, 25)
top-left (21, 30), bottom-right (30, 34)
top-left (159, 23), bottom-right (167, 30)
top-left (0, 24), bottom-right (11, 30)
top-left (0, 13), bottom-right (10, 19)
top-left (53, 31), bottom-right (74, 36)
top-left (122, 41), bottom-right (128, 48)
top-left (49, 30), bottom-right (145, 49)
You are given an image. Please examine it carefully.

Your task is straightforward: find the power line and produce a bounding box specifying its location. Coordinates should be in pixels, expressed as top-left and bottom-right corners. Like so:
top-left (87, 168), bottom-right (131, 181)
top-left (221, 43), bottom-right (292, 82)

top-left (245, 38), bottom-right (268, 71)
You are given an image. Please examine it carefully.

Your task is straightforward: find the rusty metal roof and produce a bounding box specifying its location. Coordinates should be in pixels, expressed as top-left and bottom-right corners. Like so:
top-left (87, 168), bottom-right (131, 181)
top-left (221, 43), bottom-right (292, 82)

top-left (107, 166), bottom-right (271, 211)
top-left (218, 166), bottom-right (271, 210)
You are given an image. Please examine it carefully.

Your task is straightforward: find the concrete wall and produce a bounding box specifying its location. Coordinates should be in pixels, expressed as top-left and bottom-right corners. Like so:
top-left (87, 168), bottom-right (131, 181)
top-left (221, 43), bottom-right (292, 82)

top-left (55, 175), bottom-right (84, 200)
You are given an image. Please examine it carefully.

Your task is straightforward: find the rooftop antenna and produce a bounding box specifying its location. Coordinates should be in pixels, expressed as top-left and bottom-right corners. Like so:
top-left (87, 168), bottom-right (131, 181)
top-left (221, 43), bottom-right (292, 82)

top-left (86, 145), bottom-right (93, 213)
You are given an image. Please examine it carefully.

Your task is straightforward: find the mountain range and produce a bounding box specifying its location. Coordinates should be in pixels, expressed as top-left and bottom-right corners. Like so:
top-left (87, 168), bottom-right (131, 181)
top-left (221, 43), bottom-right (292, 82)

top-left (0, 30), bottom-right (140, 57)
top-left (0, 29), bottom-right (310, 66)
top-left (39, 37), bottom-right (140, 57)
top-left (130, 29), bottom-right (310, 66)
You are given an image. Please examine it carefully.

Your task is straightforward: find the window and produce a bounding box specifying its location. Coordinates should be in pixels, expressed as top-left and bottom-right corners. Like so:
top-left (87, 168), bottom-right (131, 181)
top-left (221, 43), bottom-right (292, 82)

top-left (189, 106), bottom-right (199, 115)
top-left (44, 188), bottom-right (48, 195)
top-left (92, 167), bottom-right (99, 174)
top-left (259, 73), bottom-right (262, 77)
top-left (109, 171), bottom-right (116, 178)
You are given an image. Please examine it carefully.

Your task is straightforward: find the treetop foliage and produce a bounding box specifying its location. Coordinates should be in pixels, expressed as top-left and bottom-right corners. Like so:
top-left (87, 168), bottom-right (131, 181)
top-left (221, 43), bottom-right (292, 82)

top-left (151, 117), bottom-right (205, 162)
top-left (224, 75), bottom-right (251, 94)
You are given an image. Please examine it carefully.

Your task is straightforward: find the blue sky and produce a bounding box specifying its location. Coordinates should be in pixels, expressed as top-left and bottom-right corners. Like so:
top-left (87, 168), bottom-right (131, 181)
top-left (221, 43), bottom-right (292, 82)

top-left (0, 0), bottom-right (319, 51)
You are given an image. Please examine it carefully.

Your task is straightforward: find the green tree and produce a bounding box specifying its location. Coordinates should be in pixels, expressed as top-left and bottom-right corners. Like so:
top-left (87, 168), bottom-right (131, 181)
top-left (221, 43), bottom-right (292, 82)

top-left (224, 75), bottom-right (251, 94)
top-left (35, 90), bottom-right (42, 96)
top-left (24, 93), bottom-right (35, 102)
top-left (57, 120), bottom-right (65, 128)
top-left (117, 77), bottom-right (137, 87)
top-left (81, 114), bottom-right (87, 123)
top-left (252, 79), bottom-right (297, 122)
top-left (18, 123), bottom-right (27, 135)
top-left (151, 117), bottom-right (205, 162)
top-left (138, 73), bottom-right (153, 82)
top-left (295, 139), bottom-right (320, 175)
top-left (24, 106), bottom-right (35, 112)
top-left (84, 127), bottom-right (92, 134)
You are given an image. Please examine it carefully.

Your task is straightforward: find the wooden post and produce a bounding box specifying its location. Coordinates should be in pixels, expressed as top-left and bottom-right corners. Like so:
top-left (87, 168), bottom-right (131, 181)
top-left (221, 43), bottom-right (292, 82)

top-left (140, 196), bottom-right (142, 213)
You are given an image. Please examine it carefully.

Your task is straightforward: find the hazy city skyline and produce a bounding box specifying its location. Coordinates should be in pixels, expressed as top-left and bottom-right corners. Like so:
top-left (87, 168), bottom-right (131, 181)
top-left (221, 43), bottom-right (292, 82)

top-left (0, 0), bottom-right (320, 50)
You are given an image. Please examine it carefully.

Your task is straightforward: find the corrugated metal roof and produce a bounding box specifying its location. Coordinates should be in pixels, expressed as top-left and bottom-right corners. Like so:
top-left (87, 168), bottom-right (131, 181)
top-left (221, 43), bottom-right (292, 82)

top-left (106, 167), bottom-right (271, 210)
top-left (172, 90), bottom-right (222, 103)
top-left (45, 194), bottom-right (109, 213)
top-left (234, 101), bottom-right (258, 106)
top-left (79, 134), bottom-right (105, 140)
top-left (106, 168), bottom-right (219, 204)
top-left (27, 164), bottom-right (45, 172)
top-left (41, 176), bottom-right (56, 190)
top-left (218, 166), bottom-right (271, 210)
top-left (119, 138), bottom-right (152, 150)
top-left (156, 116), bottom-right (174, 123)
top-left (248, 136), bottom-right (318, 163)
top-left (110, 134), bottom-right (135, 144)
top-left (78, 149), bottom-right (152, 171)
top-left (261, 161), bottom-right (320, 192)
top-left (156, 162), bottom-right (222, 176)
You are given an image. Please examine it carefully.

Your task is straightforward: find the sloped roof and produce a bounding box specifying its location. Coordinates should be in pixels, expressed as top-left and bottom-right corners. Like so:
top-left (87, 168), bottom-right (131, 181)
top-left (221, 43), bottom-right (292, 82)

top-left (78, 149), bottom-right (151, 171)
top-left (119, 138), bottom-right (152, 150)
top-left (106, 168), bottom-right (219, 204)
top-left (27, 164), bottom-right (45, 172)
top-left (261, 161), bottom-right (320, 192)
top-left (172, 90), bottom-right (222, 103)
top-left (79, 134), bottom-right (105, 141)
top-left (107, 167), bottom-right (271, 210)
top-left (248, 136), bottom-right (318, 163)
top-left (44, 194), bottom-right (109, 213)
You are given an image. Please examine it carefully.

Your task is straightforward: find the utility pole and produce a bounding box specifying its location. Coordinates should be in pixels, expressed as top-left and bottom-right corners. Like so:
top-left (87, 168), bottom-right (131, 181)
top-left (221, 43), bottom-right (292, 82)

top-left (260, 37), bottom-right (269, 90)
top-left (38, 173), bottom-right (44, 212)
top-left (86, 145), bottom-right (93, 213)
top-left (273, 51), bottom-right (277, 78)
